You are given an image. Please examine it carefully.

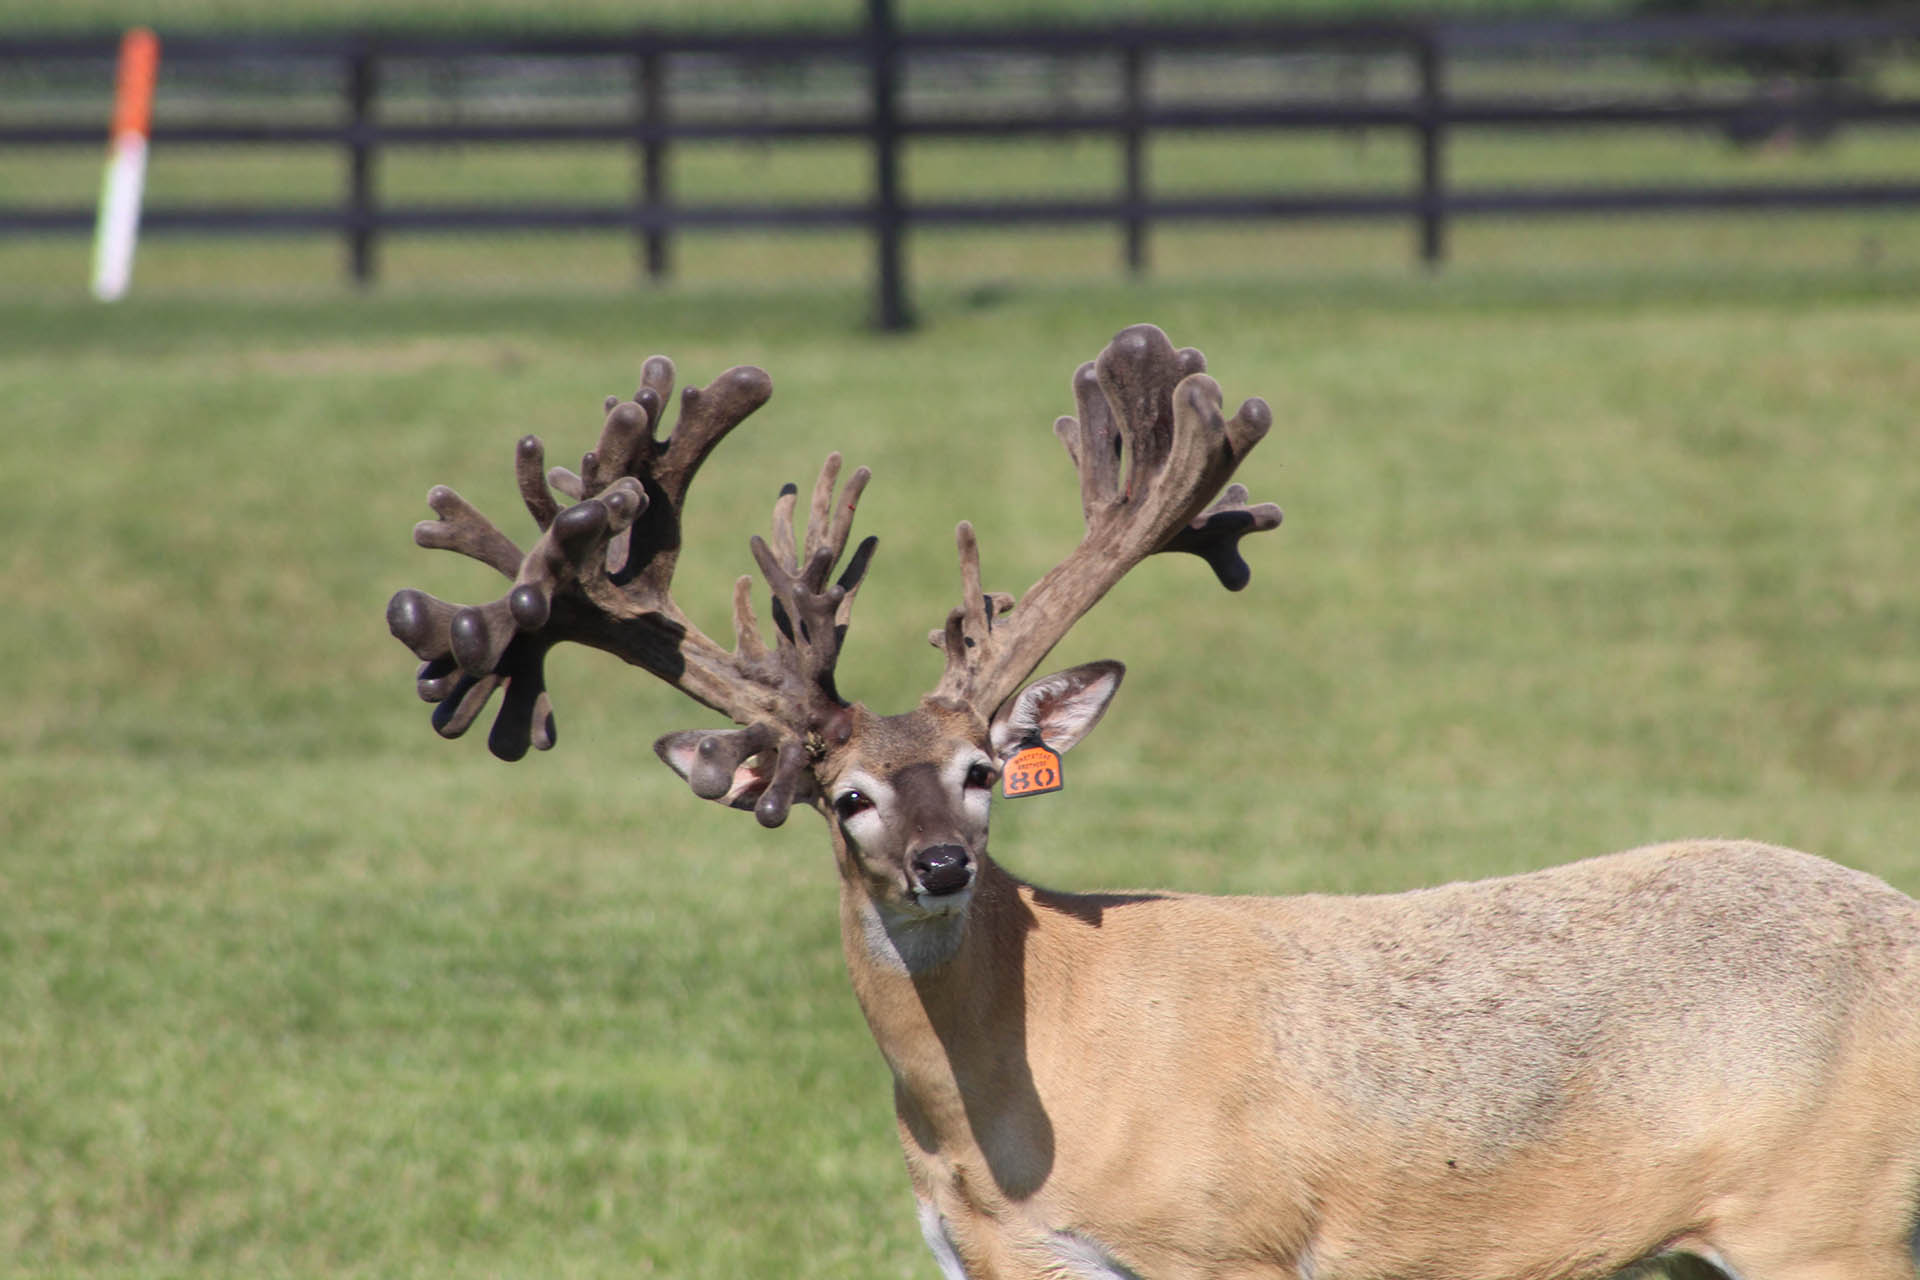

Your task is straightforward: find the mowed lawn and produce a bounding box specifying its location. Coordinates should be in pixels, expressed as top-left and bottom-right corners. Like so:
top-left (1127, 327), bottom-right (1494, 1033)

top-left (3, 254), bottom-right (1918, 1278)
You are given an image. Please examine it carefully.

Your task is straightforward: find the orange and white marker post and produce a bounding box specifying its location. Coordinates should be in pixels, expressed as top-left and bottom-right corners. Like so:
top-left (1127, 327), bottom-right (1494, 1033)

top-left (92, 28), bottom-right (160, 301)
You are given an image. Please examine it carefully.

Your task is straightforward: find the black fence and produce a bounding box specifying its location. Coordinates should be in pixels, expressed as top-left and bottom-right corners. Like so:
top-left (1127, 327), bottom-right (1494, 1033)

top-left (4, 4), bottom-right (1920, 328)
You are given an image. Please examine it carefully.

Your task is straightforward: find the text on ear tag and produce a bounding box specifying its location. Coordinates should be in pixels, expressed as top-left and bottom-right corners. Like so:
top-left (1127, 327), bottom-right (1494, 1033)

top-left (1003, 742), bottom-right (1063, 798)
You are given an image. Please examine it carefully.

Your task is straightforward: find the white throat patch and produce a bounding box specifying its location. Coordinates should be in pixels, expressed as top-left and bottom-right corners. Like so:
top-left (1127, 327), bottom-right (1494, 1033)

top-left (857, 893), bottom-right (968, 975)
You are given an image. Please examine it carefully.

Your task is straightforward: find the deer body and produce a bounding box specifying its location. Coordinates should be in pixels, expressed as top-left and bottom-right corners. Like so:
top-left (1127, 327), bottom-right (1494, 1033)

top-left (843, 836), bottom-right (1920, 1280)
top-left (388, 325), bottom-right (1920, 1279)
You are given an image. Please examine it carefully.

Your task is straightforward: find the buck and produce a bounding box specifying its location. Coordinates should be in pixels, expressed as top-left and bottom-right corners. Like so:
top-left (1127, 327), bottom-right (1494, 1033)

top-left (386, 325), bottom-right (1920, 1280)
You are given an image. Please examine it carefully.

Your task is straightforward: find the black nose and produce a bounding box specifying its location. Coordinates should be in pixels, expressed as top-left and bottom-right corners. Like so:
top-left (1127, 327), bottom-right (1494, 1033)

top-left (911, 844), bottom-right (973, 897)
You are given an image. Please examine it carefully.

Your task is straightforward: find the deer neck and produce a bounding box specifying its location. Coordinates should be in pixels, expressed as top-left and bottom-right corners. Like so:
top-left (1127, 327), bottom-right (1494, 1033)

top-left (838, 856), bottom-right (1036, 1138)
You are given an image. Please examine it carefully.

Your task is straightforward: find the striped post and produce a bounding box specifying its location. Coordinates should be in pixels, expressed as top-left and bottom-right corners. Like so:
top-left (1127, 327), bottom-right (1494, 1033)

top-left (92, 28), bottom-right (160, 301)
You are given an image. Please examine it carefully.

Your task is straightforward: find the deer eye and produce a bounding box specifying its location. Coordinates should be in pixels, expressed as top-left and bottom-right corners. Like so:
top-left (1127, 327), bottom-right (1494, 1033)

top-left (833, 790), bottom-right (874, 821)
top-left (964, 762), bottom-right (996, 791)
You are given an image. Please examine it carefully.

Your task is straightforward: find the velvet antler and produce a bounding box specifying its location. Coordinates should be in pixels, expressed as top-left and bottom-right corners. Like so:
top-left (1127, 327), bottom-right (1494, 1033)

top-left (928, 323), bottom-right (1282, 717)
top-left (385, 356), bottom-right (873, 826)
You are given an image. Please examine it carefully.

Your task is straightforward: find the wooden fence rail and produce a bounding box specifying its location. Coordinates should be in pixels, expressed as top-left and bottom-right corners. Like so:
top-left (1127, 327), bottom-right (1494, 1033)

top-left (4, 3), bottom-right (1919, 327)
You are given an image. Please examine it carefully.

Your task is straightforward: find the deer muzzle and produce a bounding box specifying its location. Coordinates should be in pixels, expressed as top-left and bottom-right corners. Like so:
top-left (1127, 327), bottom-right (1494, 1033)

top-left (911, 844), bottom-right (974, 898)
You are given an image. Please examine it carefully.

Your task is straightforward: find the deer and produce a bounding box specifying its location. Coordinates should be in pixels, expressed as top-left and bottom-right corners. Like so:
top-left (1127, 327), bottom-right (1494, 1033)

top-left (385, 324), bottom-right (1920, 1280)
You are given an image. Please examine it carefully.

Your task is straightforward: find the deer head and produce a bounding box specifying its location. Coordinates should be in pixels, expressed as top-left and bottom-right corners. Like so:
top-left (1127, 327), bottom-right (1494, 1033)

top-left (386, 324), bottom-right (1280, 938)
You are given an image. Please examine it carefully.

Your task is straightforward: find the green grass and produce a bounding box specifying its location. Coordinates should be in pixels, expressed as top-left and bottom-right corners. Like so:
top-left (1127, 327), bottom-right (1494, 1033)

top-left (3, 243), bottom-right (1919, 1278)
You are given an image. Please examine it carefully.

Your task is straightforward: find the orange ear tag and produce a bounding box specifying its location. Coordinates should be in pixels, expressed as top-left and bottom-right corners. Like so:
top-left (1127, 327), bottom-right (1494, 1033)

top-left (1002, 741), bottom-right (1064, 799)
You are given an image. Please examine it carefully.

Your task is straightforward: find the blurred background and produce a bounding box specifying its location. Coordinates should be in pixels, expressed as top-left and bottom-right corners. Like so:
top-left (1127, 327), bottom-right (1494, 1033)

top-left (4, 0), bottom-right (1917, 1276)
top-left (9, 0), bottom-right (1920, 305)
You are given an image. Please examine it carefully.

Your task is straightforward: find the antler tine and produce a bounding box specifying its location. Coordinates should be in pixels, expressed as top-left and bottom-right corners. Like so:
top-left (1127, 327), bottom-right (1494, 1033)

top-left (387, 356), bottom-right (874, 777)
top-left (931, 323), bottom-right (1281, 717)
top-left (928, 521), bottom-right (1015, 678)
top-left (1165, 481), bottom-right (1285, 592)
top-left (749, 452), bottom-right (877, 707)
top-left (413, 485), bottom-right (524, 577)
top-left (653, 453), bottom-right (875, 830)
top-left (515, 434), bottom-right (561, 531)
top-left (769, 481), bottom-right (800, 575)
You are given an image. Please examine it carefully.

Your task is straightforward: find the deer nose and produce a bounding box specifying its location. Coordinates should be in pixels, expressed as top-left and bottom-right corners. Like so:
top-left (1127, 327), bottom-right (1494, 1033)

top-left (911, 844), bottom-right (973, 897)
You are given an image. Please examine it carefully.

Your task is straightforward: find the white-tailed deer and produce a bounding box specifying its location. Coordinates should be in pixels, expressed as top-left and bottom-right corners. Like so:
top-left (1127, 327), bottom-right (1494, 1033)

top-left (387, 325), bottom-right (1920, 1280)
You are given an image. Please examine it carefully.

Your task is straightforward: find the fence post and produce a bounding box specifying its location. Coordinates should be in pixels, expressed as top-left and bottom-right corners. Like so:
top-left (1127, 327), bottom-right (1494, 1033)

top-left (1415, 29), bottom-right (1446, 269)
top-left (868, 0), bottom-right (912, 331)
top-left (1121, 42), bottom-right (1147, 275)
top-left (635, 46), bottom-right (670, 280)
top-left (346, 40), bottom-right (377, 286)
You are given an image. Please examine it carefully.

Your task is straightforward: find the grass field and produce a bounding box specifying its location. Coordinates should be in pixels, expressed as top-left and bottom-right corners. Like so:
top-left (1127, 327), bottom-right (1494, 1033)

top-left (4, 208), bottom-right (1920, 1279)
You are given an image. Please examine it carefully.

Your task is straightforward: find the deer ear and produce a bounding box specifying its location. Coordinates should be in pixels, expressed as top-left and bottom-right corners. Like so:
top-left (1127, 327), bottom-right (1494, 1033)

top-left (654, 729), bottom-right (786, 812)
top-left (990, 660), bottom-right (1125, 760)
